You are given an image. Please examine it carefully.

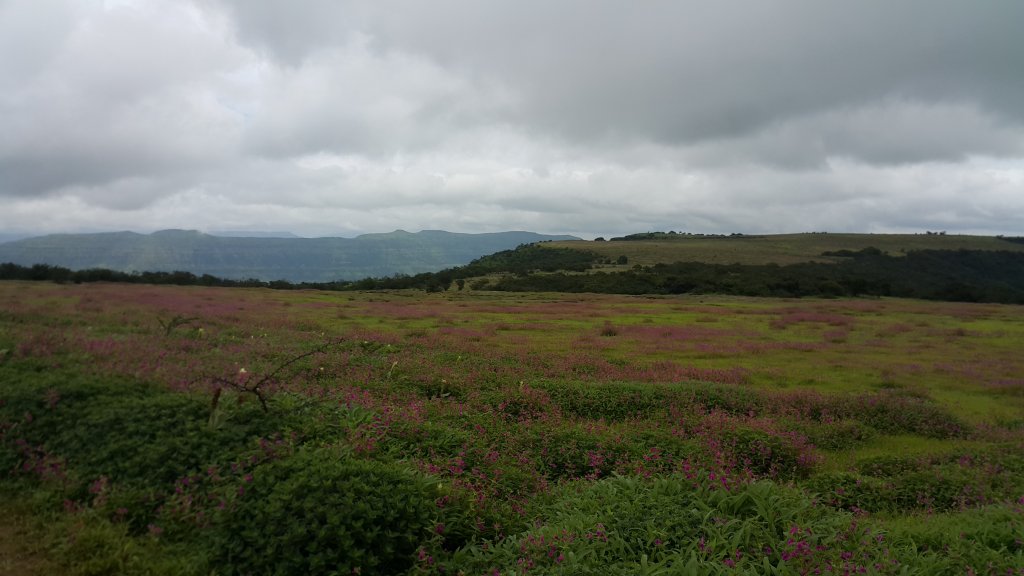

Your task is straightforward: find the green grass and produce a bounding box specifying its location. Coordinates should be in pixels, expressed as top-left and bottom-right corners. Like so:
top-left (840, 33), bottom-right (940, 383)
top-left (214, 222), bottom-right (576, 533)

top-left (2, 281), bottom-right (1022, 574)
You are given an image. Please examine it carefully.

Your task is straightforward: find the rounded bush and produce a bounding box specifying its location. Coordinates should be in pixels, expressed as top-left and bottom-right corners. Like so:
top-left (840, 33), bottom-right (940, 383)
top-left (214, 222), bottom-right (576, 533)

top-left (806, 472), bottom-right (894, 512)
top-left (721, 426), bottom-right (817, 480)
top-left (801, 419), bottom-right (876, 451)
top-left (217, 448), bottom-right (440, 576)
top-left (856, 454), bottom-right (923, 478)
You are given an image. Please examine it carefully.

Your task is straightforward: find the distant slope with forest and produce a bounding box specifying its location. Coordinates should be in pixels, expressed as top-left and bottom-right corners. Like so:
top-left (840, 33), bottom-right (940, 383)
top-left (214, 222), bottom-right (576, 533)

top-left (549, 232), bottom-right (1024, 266)
top-left (347, 233), bottom-right (1024, 303)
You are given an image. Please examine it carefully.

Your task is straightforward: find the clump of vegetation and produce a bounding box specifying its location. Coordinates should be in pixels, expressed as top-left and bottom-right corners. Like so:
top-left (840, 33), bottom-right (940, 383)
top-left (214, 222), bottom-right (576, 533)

top-left (599, 321), bottom-right (619, 337)
top-left (446, 474), bottom-right (1023, 574)
top-left (489, 250), bottom-right (1024, 303)
top-left (821, 246), bottom-right (885, 257)
top-left (215, 448), bottom-right (446, 576)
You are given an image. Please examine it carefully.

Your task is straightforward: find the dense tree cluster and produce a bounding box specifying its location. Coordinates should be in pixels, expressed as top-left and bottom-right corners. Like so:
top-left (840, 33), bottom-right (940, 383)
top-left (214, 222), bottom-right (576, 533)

top-left (487, 249), bottom-right (1024, 304)
top-left (0, 263), bottom-right (260, 287)
top-left (344, 245), bottom-right (599, 291)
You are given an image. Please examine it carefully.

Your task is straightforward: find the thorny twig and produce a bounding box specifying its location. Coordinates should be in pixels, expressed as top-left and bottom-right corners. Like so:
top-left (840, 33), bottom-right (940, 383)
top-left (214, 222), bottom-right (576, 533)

top-left (209, 340), bottom-right (340, 414)
top-left (157, 314), bottom-right (199, 336)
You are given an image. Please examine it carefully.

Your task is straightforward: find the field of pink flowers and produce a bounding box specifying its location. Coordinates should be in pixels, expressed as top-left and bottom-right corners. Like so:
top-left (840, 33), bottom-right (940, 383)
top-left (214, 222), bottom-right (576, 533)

top-left (2, 281), bottom-right (1023, 574)
top-left (7, 282), bottom-right (1021, 420)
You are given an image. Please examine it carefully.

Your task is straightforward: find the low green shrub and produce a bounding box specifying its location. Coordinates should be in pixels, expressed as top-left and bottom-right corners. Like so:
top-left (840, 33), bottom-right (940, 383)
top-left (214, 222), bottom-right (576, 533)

top-left (535, 425), bottom-right (611, 480)
top-left (540, 381), bottom-right (668, 421)
top-left (1, 368), bottom-right (277, 487)
top-left (892, 505), bottom-right (1024, 554)
top-left (843, 394), bottom-right (965, 439)
top-left (449, 474), bottom-right (885, 575)
top-left (214, 447), bottom-right (444, 576)
top-left (0, 365), bottom-right (366, 536)
top-left (388, 419), bottom-right (475, 458)
top-left (806, 472), bottom-right (894, 512)
top-left (856, 454), bottom-right (927, 477)
top-left (678, 381), bottom-right (763, 415)
top-left (798, 419), bottom-right (876, 451)
top-left (810, 457), bottom-right (1024, 515)
top-left (487, 383), bottom-right (556, 420)
top-left (720, 426), bottom-right (817, 480)
top-left (51, 509), bottom-right (207, 576)
top-left (884, 504), bottom-right (1024, 574)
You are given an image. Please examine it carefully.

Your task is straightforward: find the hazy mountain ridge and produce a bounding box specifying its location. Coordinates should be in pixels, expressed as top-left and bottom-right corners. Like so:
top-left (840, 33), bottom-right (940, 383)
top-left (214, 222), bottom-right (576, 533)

top-left (207, 230), bottom-right (302, 238)
top-left (0, 233), bottom-right (32, 244)
top-left (0, 229), bottom-right (578, 282)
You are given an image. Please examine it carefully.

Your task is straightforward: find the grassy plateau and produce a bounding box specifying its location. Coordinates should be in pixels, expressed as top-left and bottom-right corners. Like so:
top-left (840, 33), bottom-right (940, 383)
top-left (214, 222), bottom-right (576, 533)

top-left (1, 279), bottom-right (1023, 574)
top-left (550, 232), bottom-right (1024, 267)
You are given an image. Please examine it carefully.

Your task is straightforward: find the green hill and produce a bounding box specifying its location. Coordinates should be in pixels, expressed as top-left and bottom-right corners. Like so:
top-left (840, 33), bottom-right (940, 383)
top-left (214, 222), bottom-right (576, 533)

top-left (549, 232), bottom-right (1024, 268)
top-left (348, 233), bottom-right (1024, 303)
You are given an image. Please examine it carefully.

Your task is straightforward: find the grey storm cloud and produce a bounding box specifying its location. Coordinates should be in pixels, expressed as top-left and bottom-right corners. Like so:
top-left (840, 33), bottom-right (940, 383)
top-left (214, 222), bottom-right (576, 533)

top-left (0, 0), bottom-right (1022, 237)
top-left (220, 0), bottom-right (1024, 147)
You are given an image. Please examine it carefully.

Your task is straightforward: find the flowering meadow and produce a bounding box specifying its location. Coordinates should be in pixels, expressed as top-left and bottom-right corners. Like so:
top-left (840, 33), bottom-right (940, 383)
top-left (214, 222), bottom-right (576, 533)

top-left (1, 281), bottom-right (1022, 574)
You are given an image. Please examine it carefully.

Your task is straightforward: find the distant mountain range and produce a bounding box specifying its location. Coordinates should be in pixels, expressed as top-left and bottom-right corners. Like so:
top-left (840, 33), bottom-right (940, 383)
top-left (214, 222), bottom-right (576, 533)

top-left (0, 229), bottom-right (578, 282)
top-left (207, 230), bottom-right (303, 238)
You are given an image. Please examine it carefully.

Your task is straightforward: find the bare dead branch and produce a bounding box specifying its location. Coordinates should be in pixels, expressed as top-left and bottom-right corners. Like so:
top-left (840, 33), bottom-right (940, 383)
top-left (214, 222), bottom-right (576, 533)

top-left (207, 340), bottom-right (341, 414)
top-left (157, 314), bottom-right (199, 336)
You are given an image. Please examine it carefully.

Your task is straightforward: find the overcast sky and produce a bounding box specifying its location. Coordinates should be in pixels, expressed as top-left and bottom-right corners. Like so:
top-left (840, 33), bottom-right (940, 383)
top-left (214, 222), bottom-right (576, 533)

top-left (2, 1), bottom-right (1023, 238)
